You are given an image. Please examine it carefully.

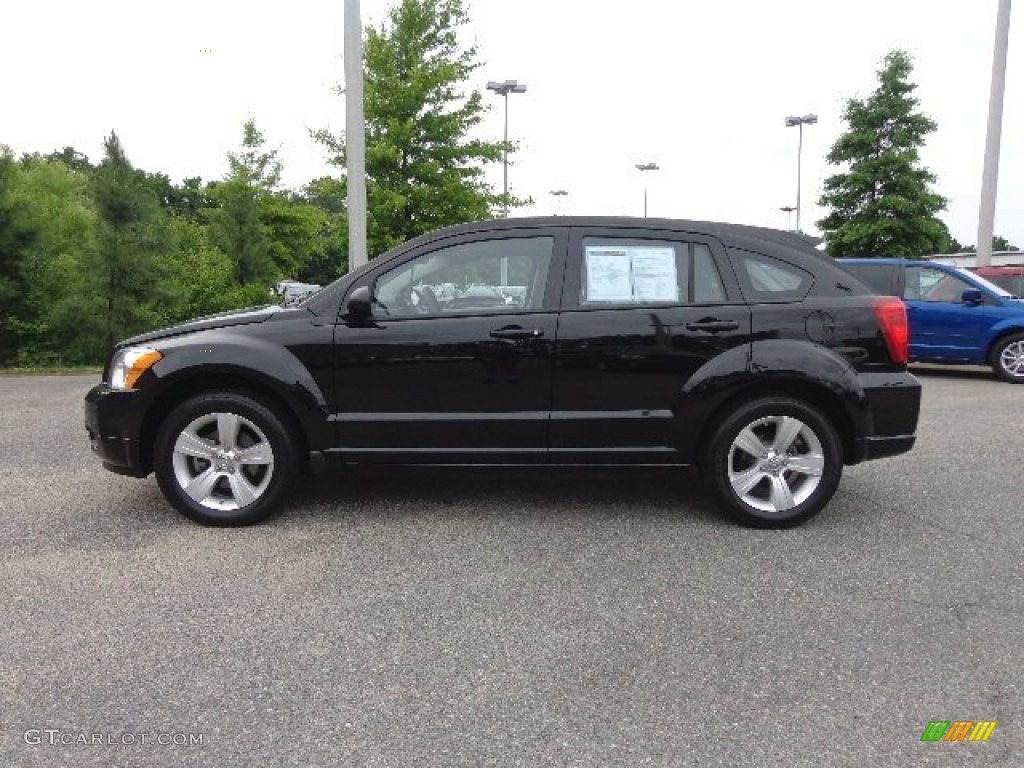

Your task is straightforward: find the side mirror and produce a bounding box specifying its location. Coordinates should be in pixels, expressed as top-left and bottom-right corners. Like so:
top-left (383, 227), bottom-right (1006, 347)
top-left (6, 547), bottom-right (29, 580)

top-left (961, 288), bottom-right (984, 305)
top-left (344, 285), bottom-right (373, 322)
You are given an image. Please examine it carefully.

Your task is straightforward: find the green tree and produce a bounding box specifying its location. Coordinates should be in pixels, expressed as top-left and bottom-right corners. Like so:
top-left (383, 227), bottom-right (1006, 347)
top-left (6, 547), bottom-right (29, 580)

top-left (3, 154), bottom-right (102, 365)
top-left (0, 149), bottom-right (39, 363)
top-left (992, 235), bottom-right (1018, 252)
top-left (941, 234), bottom-right (1020, 254)
top-left (260, 191), bottom-right (327, 280)
top-left (208, 176), bottom-right (274, 286)
top-left (87, 131), bottom-right (176, 353)
top-left (818, 51), bottom-right (949, 258)
top-left (298, 177), bottom-right (349, 283)
top-left (314, 0), bottom-right (509, 258)
top-left (229, 119), bottom-right (282, 190)
top-left (209, 119), bottom-right (326, 288)
top-left (44, 146), bottom-right (92, 172)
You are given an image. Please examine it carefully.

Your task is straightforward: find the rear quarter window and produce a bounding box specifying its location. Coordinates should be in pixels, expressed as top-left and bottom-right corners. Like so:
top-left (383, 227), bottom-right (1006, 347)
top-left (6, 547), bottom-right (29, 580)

top-left (729, 249), bottom-right (813, 302)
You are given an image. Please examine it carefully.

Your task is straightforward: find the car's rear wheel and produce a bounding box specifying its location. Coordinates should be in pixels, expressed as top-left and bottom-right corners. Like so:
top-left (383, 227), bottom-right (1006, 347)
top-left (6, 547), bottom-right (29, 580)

top-left (154, 393), bottom-right (297, 525)
top-left (704, 398), bottom-right (842, 528)
top-left (990, 333), bottom-right (1024, 383)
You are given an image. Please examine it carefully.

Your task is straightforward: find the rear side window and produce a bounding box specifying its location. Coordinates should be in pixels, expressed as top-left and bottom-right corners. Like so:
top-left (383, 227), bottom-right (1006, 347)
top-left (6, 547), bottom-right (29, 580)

top-left (982, 272), bottom-right (1024, 296)
top-left (841, 263), bottom-right (898, 295)
top-left (580, 238), bottom-right (726, 306)
top-left (730, 250), bottom-right (813, 302)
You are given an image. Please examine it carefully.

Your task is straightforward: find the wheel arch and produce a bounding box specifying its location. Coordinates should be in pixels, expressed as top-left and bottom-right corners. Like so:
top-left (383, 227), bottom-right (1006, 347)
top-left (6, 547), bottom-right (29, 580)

top-left (985, 325), bottom-right (1024, 360)
top-left (139, 372), bottom-right (313, 475)
top-left (693, 380), bottom-right (859, 467)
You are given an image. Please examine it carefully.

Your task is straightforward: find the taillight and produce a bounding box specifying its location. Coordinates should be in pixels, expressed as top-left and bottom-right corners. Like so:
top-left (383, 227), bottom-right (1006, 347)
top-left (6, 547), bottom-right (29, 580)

top-left (872, 296), bottom-right (909, 364)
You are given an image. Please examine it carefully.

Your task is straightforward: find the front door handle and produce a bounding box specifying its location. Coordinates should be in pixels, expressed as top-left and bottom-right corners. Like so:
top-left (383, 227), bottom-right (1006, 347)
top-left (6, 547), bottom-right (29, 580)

top-left (489, 326), bottom-right (545, 340)
top-left (685, 319), bottom-right (740, 333)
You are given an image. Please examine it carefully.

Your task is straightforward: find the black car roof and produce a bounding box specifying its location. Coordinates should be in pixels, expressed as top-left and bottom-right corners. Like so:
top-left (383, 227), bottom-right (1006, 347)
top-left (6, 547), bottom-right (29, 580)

top-left (401, 216), bottom-right (826, 259)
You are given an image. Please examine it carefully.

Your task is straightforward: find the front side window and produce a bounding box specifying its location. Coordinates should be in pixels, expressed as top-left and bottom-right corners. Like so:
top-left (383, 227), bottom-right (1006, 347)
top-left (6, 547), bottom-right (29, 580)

top-left (374, 237), bottom-right (553, 318)
top-left (905, 267), bottom-right (972, 303)
top-left (580, 238), bottom-right (725, 306)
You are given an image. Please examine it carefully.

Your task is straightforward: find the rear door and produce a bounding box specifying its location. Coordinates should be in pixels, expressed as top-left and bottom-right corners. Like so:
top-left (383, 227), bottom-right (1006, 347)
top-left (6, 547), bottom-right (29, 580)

top-left (549, 227), bottom-right (751, 463)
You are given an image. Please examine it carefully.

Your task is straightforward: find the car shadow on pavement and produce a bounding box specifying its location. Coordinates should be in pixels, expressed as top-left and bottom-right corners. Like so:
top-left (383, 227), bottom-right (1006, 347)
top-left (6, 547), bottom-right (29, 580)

top-left (909, 363), bottom-right (996, 382)
top-left (285, 466), bottom-right (727, 527)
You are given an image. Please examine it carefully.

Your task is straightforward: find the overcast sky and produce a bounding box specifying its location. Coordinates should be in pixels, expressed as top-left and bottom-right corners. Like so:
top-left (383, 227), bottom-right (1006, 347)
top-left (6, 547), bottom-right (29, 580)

top-left (3, 1), bottom-right (1020, 248)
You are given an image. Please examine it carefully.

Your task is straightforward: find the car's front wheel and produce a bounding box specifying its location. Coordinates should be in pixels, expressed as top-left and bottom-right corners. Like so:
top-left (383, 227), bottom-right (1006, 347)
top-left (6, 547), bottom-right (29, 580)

top-left (704, 398), bottom-right (843, 528)
top-left (154, 393), bottom-right (298, 525)
top-left (990, 333), bottom-right (1024, 384)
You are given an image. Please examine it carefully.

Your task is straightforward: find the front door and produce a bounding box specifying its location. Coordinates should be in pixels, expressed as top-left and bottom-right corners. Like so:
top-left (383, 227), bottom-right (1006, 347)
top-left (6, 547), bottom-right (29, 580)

top-left (902, 265), bottom-right (987, 362)
top-left (332, 230), bottom-right (565, 463)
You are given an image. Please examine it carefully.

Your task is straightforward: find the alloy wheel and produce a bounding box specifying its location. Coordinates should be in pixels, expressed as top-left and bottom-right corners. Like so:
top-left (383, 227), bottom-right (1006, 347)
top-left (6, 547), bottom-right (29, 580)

top-left (726, 415), bottom-right (825, 514)
top-left (170, 412), bottom-right (275, 511)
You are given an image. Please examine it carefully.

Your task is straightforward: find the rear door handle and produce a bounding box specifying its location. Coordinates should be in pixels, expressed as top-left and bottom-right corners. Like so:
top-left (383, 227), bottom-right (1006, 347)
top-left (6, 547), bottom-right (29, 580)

top-left (685, 319), bottom-right (740, 332)
top-left (489, 326), bottom-right (545, 340)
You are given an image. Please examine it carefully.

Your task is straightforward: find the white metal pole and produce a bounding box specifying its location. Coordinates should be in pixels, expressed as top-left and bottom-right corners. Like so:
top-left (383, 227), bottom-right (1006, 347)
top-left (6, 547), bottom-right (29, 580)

top-left (345, 0), bottom-right (368, 271)
top-left (796, 122), bottom-right (804, 233)
top-left (977, 0), bottom-right (1012, 267)
top-left (502, 92), bottom-right (509, 217)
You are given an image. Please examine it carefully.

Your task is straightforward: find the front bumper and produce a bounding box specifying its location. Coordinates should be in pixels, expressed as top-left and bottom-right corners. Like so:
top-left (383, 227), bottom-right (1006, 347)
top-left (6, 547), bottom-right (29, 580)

top-left (84, 384), bottom-right (149, 477)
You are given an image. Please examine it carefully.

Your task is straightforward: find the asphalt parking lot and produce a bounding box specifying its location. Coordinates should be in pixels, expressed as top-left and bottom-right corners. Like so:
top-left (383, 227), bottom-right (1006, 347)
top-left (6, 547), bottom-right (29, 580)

top-left (1, 370), bottom-right (1021, 767)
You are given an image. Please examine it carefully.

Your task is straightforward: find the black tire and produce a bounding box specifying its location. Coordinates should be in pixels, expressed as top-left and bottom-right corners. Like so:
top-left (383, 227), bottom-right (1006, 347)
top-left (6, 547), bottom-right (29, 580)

top-left (989, 333), bottom-right (1024, 384)
top-left (154, 392), bottom-right (298, 526)
top-left (703, 397), bottom-right (843, 528)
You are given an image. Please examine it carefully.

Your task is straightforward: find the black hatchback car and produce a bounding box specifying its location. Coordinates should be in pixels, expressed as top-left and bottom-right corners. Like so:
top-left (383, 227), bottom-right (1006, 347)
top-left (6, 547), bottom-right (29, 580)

top-left (86, 217), bottom-right (920, 528)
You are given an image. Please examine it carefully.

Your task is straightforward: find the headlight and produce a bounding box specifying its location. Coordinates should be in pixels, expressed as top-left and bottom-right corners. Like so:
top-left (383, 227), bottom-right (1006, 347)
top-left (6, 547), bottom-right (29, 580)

top-left (109, 347), bottom-right (163, 390)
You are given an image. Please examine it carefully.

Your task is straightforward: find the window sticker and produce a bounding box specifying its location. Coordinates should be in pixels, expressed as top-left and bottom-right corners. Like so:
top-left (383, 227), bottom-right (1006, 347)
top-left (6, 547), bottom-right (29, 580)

top-left (585, 247), bottom-right (634, 302)
top-left (631, 247), bottom-right (678, 301)
top-left (584, 245), bottom-right (678, 303)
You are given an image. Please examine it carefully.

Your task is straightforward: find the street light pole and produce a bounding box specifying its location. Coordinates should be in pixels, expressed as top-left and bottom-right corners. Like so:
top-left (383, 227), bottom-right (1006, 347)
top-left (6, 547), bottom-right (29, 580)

top-left (976, 0), bottom-right (1012, 267)
top-left (486, 79), bottom-right (527, 217)
top-left (549, 189), bottom-right (568, 215)
top-left (344, 0), bottom-right (367, 271)
top-left (635, 162), bottom-right (660, 217)
top-left (785, 114), bottom-right (818, 233)
top-left (780, 205), bottom-right (796, 231)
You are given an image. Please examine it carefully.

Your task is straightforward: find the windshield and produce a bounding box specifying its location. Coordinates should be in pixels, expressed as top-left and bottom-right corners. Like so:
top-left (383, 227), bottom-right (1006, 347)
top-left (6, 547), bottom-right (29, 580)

top-left (956, 267), bottom-right (1013, 298)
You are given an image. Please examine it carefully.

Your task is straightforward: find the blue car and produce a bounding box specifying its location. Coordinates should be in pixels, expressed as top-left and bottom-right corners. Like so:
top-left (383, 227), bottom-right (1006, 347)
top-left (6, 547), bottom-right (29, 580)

top-left (839, 258), bottom-right (1024, 383)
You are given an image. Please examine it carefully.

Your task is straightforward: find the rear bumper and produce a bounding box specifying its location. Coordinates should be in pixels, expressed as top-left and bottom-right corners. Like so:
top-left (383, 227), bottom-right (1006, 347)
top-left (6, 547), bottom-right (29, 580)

top-left (849, 370), bottom-right (922, 464)
top-left (856, 434), bottom-right (916, 461)
top-left (84, 384), bottom-right (149, 477)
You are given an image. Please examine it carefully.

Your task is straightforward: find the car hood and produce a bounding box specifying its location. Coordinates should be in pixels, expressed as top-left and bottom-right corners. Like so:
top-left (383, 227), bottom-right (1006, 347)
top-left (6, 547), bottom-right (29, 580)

top-left (117, 305), bottom-right (281, 347)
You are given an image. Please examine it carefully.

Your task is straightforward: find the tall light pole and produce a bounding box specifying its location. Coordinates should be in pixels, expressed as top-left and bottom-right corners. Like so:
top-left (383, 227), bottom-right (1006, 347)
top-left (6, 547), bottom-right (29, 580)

top-left (344, 0), bottom-right (367, 271)
top-left (635, 162), bottom-right (659, 217)
top-left (785, 114), bottom-right (817, 233)
top-left (486, 79), bottom-right (527, 217)
top-left (780, 205), bottom-right (796, 231)
top-left (549, 189), bottom-right (568, 215)
top-left (977, 0), bottom-right (1012, 267)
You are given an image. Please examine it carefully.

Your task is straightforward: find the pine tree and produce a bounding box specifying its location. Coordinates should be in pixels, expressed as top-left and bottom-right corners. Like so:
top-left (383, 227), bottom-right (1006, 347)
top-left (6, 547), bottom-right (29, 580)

top-left (818, 51), bottom-right (949, 258)
top-left (88, 132), bottom-right (175, 352)
top-left (211, 120), bottom-right (323, 286)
